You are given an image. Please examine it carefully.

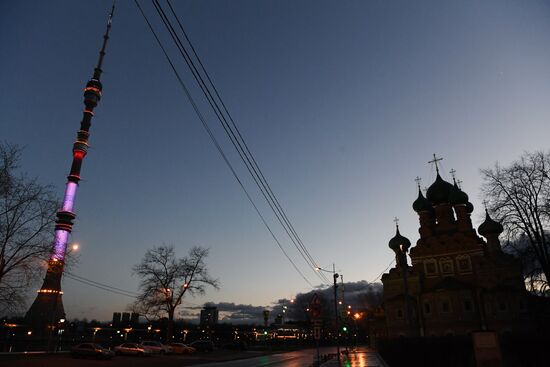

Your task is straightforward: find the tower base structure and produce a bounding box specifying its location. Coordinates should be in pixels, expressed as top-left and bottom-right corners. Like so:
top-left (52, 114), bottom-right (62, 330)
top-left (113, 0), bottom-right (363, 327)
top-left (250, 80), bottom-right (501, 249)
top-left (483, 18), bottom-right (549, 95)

top-left (25, 260), bottom-right (66, 332)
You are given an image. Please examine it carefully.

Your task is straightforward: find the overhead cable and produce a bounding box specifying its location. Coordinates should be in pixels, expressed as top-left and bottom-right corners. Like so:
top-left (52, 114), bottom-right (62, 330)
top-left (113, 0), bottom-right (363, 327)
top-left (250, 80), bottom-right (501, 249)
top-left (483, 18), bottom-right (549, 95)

top-left (148, 0), bottom-right (330, 285)
top-left (134, 0), bottom-right (315, 288)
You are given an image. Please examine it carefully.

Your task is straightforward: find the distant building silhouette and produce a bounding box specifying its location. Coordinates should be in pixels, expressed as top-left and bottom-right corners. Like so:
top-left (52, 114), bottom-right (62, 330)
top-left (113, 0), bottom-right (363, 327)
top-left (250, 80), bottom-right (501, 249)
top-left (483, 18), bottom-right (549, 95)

top-left (112, 311), bottom-right (139, 327)
top-left (381, 163), bottom-right (542, 337)
top-left (121, 312), bottom-right (130, 326)
top-left (200, 306), bottom-right (219, 327)
top-left (112, 312), bottom-right (121, 327)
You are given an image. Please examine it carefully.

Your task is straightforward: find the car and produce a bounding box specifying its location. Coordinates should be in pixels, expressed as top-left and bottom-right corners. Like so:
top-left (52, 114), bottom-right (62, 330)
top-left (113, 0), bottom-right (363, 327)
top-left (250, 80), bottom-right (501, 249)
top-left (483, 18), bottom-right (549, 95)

top-left (71, 343), bottom-right (114, 359)
top-left (114, 342), bottom-right (152, 356)
top-left (140, 340), bottom-right (173, 355)
top-left (168, 342), bottom-right (196, 354)
top-left (190, 340), bottom-right (214, 352)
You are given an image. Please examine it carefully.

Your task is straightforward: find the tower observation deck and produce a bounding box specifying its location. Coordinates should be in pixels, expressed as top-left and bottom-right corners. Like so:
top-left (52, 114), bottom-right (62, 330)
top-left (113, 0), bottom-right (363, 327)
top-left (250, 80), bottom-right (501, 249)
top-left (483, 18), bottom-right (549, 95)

top-left (25, 4), bottom-right (115, 331)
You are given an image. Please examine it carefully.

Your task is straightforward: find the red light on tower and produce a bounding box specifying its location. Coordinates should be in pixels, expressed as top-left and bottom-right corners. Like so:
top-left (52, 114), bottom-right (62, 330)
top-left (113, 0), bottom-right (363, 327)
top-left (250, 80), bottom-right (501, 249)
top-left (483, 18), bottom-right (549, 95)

top-left (25, 3), bottom-right (115, 329)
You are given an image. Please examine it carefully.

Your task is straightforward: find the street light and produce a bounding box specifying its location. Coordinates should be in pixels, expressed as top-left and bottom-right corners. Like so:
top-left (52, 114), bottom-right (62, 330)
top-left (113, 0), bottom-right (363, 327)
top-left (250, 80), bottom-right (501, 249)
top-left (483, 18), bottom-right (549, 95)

top-left (316, 264), bottom-right (341, 363)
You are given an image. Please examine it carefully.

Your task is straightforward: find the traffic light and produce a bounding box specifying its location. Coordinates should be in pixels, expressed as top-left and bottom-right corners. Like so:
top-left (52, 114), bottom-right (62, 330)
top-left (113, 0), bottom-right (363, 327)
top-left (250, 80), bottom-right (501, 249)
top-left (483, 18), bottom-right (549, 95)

top-left (264, 331), bottom-right (268, 335)
top-left (342, 326), bottom-right (347, 332)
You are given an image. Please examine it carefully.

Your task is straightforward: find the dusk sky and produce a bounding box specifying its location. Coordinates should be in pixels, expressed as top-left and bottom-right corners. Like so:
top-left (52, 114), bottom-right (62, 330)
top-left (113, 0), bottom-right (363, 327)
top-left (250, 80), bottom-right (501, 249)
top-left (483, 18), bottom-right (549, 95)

top-left (2, 0), bottom-right (550, 322)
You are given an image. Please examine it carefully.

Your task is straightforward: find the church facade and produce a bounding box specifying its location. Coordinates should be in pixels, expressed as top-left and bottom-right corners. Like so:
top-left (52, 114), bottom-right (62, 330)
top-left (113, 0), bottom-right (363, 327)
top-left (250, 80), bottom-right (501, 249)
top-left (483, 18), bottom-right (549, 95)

top-left (381, 166), bottom-right (533, 337)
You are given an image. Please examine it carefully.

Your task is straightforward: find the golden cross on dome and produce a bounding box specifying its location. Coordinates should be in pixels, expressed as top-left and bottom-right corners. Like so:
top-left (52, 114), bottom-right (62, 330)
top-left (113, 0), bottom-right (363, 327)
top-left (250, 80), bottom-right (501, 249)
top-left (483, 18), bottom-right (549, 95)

top-left (393, 217), bottom-right (399, 226)
top-left (449, 169), bottom-right (456, 180)
top-left (428, 153), bottom-right (443, 174)
top-left (415, 176), bottom-right (422, 190)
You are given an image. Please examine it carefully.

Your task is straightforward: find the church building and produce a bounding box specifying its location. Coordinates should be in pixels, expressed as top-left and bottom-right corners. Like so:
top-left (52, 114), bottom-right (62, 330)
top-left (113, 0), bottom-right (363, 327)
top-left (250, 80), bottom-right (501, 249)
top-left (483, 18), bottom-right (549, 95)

top-left (381, 160), bottom-right (533, 337)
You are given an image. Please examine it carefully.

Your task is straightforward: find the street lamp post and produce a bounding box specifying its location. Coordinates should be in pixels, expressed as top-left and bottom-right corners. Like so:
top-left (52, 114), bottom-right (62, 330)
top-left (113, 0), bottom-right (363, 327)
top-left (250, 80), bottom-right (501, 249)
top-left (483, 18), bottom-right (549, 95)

top-left (316, 264), bottom-right (341, 363)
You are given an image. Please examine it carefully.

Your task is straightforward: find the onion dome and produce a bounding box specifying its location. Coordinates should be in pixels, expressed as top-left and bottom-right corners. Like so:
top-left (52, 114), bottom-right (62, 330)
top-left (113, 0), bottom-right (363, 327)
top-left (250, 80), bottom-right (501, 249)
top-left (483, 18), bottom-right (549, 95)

top-left (449, 180), bottom-right (469, 205)
top-left (426, 174), bottom-right (454, 205)
top-left (413, 188), bottom-right (432, 212)
top-left (465, 202), bottom-right (474, 213)
top-left (388, 225), bottom-right (411, 253)
top-left (478, 209), bottom-right (504, 236)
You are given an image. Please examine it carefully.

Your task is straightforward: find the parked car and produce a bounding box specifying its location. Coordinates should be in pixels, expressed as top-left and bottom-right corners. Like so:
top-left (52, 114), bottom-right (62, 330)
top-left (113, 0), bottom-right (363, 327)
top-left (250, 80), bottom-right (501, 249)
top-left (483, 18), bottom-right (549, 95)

top-left (114, 342), bottom-right (152, 356)
top-left (169, 342), bottom-right (196, 354)
top-left (71, 343), bottom-right (114, 359)
top-left (140, 340), bottom-right (173, 355)
top-left (190, 340), bottom-right (214, 352)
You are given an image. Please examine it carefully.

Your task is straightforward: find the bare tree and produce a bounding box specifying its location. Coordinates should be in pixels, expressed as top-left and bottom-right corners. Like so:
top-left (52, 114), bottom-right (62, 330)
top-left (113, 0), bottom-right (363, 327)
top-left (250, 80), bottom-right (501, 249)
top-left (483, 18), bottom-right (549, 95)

top-left (481, 151), bottom-right (550, 295)
top-left (133, 245), bottom-right (219, 340)
top-left (0, 143), bottom-right (58, 313)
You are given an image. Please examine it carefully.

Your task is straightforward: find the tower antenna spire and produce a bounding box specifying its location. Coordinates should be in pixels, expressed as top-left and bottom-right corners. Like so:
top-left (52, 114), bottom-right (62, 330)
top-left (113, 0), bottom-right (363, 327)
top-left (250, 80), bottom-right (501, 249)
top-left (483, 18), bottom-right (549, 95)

top-left (93, 1), bottom-right (116, 80)
top-left (26, 3), bottom-right (115, 332)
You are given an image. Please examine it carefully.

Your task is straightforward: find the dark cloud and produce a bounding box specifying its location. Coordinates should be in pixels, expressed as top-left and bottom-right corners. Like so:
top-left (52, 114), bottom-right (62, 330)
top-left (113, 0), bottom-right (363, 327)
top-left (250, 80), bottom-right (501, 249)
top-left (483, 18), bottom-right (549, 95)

top-left (182, 281), bottom-right (382, 324)
top-left (271, 281), bottom-right (383, 321)
top-left (205, 302), bottom-right (268, 324)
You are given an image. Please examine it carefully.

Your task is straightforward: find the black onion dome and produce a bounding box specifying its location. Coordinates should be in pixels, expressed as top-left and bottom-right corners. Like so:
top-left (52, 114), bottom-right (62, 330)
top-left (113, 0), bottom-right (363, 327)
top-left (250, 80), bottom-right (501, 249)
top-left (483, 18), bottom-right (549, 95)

top-left (478, 209), bottom-right (504, 236)
top-left (465, 202), bottom-right (474, 213)
top-left (388, 226), bottom-right (411, 252)
top-left (449, 181), bottom-right (469, 205)
top-left (413, 188), bottom-right (432, 212)
top-left (426, 174), bottom-right (455, 205)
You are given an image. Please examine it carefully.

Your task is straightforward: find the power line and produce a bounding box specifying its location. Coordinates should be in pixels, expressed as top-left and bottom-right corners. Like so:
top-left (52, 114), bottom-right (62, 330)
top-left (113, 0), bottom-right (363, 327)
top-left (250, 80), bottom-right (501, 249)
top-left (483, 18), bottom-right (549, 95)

top-left (369, 259), bottom-right (395, 283)
top-left (64, 272), bottom-right (207, 310)
top-left (148, 0), bottom-right (329, 285)
top-left (64, 273), bottom-right (137, 298)
top-left (66, 271), bottom-right (139, 296)
top-left (133, 0), bottom-right (315, 288)
top-left (164, 0), bottom-right (330, 285)
top-left (151, 1), bottom-right (322, 283)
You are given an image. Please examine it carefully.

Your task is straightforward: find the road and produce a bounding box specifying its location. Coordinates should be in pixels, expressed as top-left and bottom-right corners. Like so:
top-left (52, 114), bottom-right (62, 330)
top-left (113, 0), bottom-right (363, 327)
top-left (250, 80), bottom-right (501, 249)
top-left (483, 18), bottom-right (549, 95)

top-left (0, 347), bottom-right (339, 367)
top-left (191, 347), bottom-right (334, 367)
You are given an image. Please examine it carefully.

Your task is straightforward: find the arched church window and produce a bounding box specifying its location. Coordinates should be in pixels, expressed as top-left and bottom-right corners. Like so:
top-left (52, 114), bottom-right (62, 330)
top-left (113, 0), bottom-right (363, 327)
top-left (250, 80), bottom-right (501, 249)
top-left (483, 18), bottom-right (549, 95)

top-left (423, 302), bottom-right (431, 315)
top-left (456, 255), bottom-right (472, 272)
top-left (424, 259), bottom-right (438, 275)
top-left (440, 258), bottom-right (454, 274)
top-left (441, 298), bottom-right (452, 313)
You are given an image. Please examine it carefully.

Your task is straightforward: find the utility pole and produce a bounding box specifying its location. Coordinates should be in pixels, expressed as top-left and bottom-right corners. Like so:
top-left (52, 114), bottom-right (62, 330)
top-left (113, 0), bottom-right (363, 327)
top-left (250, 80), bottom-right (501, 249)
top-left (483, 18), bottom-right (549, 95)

top-left (341, 274), bottom-right (348, 352)
top-left (333, 264), bottom-right (340, 363)
top-left (316, 264), bottom-right (341, 363)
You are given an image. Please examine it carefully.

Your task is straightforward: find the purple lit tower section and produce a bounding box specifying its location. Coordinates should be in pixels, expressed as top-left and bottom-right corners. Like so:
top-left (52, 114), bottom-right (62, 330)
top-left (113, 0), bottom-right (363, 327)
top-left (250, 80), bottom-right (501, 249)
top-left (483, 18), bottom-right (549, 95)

top-left (25, 5), bottom-right (115, 328)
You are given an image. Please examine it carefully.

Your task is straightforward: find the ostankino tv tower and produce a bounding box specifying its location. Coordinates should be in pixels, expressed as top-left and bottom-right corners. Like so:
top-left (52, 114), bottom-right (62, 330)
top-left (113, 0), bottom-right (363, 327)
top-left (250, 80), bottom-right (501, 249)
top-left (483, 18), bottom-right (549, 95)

top-left (26, 4), bottom-right (115, 329)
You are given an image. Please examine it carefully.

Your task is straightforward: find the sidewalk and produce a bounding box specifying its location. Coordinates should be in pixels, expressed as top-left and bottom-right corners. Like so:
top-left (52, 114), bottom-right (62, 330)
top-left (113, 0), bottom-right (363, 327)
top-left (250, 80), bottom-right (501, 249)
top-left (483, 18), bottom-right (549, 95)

top-left (319, 347), bottom-right (389, 367)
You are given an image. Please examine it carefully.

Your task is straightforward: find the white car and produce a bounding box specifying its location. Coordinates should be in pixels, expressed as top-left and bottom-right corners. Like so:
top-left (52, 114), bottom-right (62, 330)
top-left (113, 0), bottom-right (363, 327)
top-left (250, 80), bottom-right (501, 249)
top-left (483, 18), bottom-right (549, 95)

top-left (114, 342), bottom-right (152, 356)
top-left (140, 341), bottom-right (173, 355)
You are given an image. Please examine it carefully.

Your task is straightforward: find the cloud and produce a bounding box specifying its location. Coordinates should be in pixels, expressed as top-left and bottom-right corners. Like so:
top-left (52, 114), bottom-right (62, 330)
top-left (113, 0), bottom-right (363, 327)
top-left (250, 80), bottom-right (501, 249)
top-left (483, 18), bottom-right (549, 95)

top-left (270, 280), bottom-right (383, 321)
top-left (180, 281), bottom-right (383, 324)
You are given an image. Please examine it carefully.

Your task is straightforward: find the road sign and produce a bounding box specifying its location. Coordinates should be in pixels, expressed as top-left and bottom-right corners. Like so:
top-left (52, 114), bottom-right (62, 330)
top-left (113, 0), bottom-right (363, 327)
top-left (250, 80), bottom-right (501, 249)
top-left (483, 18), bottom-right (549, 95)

top-left (313, 326), bottom-right (321, 340)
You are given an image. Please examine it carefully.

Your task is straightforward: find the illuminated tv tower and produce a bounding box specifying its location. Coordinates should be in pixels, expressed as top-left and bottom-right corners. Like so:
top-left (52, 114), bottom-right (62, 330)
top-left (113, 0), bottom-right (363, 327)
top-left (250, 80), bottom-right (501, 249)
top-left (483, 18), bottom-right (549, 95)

top-left (25, 4), bottom-right (115, 328)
